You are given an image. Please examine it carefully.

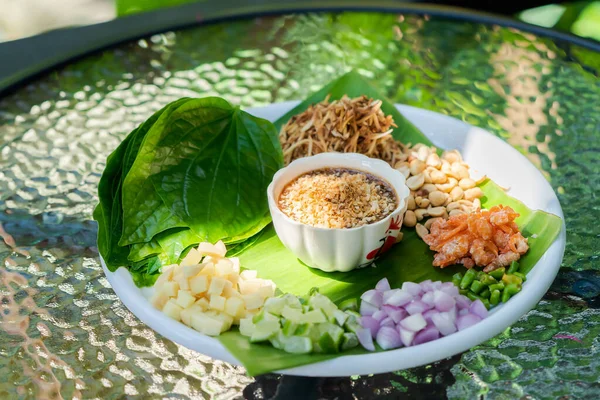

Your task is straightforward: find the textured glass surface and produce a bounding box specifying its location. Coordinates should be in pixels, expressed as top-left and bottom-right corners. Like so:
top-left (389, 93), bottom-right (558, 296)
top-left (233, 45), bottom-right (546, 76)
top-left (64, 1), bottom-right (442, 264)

top-left (0, 12), bottom-right (599, 399)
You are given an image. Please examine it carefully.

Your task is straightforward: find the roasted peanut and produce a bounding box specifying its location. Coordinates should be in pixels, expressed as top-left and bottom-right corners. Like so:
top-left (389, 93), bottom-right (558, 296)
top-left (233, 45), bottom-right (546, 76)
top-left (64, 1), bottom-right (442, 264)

top-left (416, 197), bottom-right (430, 208)
top-left (436, 177), bottom-right (458, 193)
top-left (414, 208), bottom-right (428, 221)
top-left (447, 201), bottom-right (461, 211)
top-left (406, 195), bottom-right (416, 211)
top-left (409, 159), bottom-right (426, 175)
top-left (430, 169), bottom-right (447, 184)
top-left (451, 163), bottom-right (469, 180)
top-left (427, 206), bottom-right (446, 217)
top-left (442, 150), bottom-right (461, 163)
top-left (423, 183), bottom-right (438, 193)
top-left (428, 190), bottom-right (447, 207)
top-left (417, 146), bottom-right (430, 161)
top-left (464, 187), bottom-right (483, 201)
top-left (459, 178), bottom-right (476, 190)
top-left (403, 210), bottom-right (417, 227)
top-left (423, 169), bottom-right (432, 184)
top-left (406, 173), bottom-right (425, 191)
top-left (396, 164), bottom-right (410, 179)
top-left (426, 153), bottom-right (441, 168)
top-left (416, 223), bottom-right (429, 239)
top-left (450, 186), bottom-right (464, 201)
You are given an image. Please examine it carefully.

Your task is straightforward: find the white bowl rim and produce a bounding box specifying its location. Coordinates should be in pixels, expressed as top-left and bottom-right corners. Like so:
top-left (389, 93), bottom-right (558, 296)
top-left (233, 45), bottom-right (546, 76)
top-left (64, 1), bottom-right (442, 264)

top-left (267, 152), bottom-right (411, 233)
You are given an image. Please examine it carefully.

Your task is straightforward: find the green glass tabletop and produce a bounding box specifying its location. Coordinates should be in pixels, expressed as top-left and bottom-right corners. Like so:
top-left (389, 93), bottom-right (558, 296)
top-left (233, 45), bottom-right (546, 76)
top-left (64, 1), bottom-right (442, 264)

top-left (0, 9), bottom-right (599, 399)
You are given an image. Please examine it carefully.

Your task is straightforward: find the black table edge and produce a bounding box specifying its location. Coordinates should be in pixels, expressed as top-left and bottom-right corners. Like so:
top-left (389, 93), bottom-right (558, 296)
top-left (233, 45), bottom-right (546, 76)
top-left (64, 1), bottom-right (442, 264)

top-left (1, 0), bottom-right (599, 97)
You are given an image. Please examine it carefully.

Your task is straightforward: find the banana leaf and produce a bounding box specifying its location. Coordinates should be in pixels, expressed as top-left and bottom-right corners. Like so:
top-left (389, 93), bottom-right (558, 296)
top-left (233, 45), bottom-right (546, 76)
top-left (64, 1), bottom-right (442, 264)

top-left (218, 71), bottom-right (562, 376)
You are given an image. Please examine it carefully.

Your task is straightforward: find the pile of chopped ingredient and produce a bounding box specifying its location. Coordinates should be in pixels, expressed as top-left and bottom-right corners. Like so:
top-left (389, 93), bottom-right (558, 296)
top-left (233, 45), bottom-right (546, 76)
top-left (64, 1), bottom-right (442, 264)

top-left (278, 167), bottom-right (398, 229)
top-left (396, 144), bottom-right (485, 235)
top-left (422, 205), bottom-right (529, 272)
top-left (151, 240), bottom-right (276, 336)
top-left (279, 95), bottom-right (405, 166)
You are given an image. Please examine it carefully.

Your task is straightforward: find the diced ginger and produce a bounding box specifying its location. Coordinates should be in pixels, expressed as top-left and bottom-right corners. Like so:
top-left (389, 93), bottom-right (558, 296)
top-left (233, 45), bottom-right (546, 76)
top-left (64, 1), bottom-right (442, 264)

top-left (229, 257), bottom-right (241, 274)
top-left (224, 297), bottom-right (245, 318)
top-left (162, 281), bottom-right (179, 298)
top-left (197, 242), bottom-right (226, 259)
top-left (194, 297), bottom-right (209, 310)
top-left (223, 285), bottom-right (241, 298)
top-left (209, 295), bottom-right (226, 311)
top-left (239, 270), bottom-right (257, 281)
top-left (180, 304), bottom-right (204, 326)
top-left (190, 313), bottom-right (224, 336)
top-left (208, 277), bottom-right (228, 296)
top-left (242, 293), bottom-right (264, 310)
top-left (154, 265), bottom-right (175, 287)
top-left (183, 264), bottom-right (203, 278)
top-left (215, 240), bottom-right (227, 257)
top-left (215, 312), bottom-right (233, 332)
top-left (215, 259), bottom-right (233, 276)
top-left (199, 263), bottom-right (215, 277)
top-left (176, 274), bottom-right (190, 291)
top-left (180, 248), bottom-right (202, 267)
top-left (258, 282), bottom-right (276, 299)
top-left (244, 309), bottom-right (259, 319)
top-left (162, 299), bottom-right (183, 321)
top-left (175, 290), bottom-right (196, 309)
top-left (238, 279), bottom-right (262, 296)
top-left (227, 274), bottom-right (239, 288)
top-left (189, 275), bottom-right (208, 296)
top-left (150, 290), bottom-right (169, 310)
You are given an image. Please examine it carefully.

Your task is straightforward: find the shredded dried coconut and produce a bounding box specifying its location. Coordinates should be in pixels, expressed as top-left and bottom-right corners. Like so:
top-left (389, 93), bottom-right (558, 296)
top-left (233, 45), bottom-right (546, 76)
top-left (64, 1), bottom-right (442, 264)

top-left (278, 168), bottom-right (398, 229)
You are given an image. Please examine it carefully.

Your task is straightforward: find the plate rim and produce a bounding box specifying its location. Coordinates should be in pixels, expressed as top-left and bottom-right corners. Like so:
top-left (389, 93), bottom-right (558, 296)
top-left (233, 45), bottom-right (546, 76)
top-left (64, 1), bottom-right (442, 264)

top-left (101, 101), bottom-right (566, 377)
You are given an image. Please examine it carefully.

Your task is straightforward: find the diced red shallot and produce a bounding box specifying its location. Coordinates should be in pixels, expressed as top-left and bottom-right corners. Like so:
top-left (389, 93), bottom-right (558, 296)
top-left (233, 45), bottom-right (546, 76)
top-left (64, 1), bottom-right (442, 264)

top-left (357, 328), bottom-right (376, 351)
top-left (375, 278), bottom-right (391, 292)
top-left (413, 326), bottom-right (441, 345)
top-left (376, 326), bottom-right (402, 350)
top-left (399, 313), bottom-right (427, 332)
top-left (405, 300), bottom-right (431, 315)
top-left (456, 313), bottom-right (482, 331)
top-left (361, 289), bottom-right (383, 308)
top-left (360, 316), bottom-right (380, 338)
top-left (385, 290), bottom-right (413, 307)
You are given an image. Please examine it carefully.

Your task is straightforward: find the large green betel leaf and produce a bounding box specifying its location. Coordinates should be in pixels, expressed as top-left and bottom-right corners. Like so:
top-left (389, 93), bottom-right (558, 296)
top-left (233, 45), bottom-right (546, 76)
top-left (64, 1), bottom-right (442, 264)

top-left (217, 71), bottom-right (562, 376)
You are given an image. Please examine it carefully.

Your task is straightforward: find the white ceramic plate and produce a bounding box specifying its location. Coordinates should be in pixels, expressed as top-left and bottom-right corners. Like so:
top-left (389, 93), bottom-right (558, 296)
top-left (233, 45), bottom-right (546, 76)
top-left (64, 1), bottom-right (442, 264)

top-left (101, 102), bottom-right (566, 377)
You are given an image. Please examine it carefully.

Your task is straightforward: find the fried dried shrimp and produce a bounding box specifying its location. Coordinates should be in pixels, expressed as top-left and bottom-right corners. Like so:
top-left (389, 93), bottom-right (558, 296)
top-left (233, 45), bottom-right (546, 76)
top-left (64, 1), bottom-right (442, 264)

top-left (422, 205), bottom-right (528, 272)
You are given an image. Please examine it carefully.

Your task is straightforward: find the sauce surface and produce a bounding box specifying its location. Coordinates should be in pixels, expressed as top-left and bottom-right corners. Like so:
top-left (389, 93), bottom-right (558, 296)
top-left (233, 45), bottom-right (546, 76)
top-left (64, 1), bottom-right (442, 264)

top-left (278, 167), bottom-right (398, 229)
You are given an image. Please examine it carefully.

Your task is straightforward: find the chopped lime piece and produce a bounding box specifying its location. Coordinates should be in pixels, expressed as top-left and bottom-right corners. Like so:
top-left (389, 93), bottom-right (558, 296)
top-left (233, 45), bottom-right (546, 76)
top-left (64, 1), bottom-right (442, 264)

top-left (281, 305), bottom-right (304, 323)
top-left (344, 320), bottom-right (361, 334)
top-left (341, 332), bottom-right (358, 350)
top-left (309, 293), bottom-right (337, 317)
top-left (338, 298), bottom-right (358, 311)
top-left (282, 319), bottom-right (298, 336)
top-left (250, 320), bottom-right (280, 343)
top-left (300, 310), bottom-right (327, 324)
top-left (333, 310), bottom-right (348, 326)
top-left (295, 323), bottom-right (310, 336)
top-left (263, 297), bottom-right (286, 316)
top-left (282, 294), bottom-right (302, 309)
top-left (282, 336), bottom-right (313, 354)
top-left (252, 309), bottom-right (278, 324)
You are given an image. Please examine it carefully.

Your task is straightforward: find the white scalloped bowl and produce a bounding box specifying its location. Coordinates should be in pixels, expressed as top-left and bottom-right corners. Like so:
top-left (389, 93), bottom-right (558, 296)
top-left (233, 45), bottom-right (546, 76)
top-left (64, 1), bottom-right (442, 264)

top-left (267, 152), bottom-right (411, 272)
